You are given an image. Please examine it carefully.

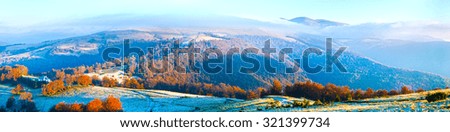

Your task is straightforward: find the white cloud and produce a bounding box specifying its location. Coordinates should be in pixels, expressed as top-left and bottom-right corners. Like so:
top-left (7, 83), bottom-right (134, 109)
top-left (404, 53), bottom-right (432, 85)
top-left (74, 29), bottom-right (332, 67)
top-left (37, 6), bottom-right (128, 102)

top-left (318, 21), bottom-right (450, 42)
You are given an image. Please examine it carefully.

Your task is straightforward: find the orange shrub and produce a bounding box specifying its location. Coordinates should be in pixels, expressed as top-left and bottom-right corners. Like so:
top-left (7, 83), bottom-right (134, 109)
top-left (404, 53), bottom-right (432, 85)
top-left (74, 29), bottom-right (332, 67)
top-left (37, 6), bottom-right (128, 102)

top-left (401, 86), bottom-right (413, 94)
top-left (256, 87), bottom-right (268, 97)
top-left (70, 103), bottom-right (84, 112)
top-left (86, 98), bottom-right (104, 112)
top-left (77, 75), bottom-right (92, 87)
top-left (415, 88), bottom-right (425, 93)
top-left (11, 84), bottom-right (24, 95)
top-left (389, 90), bottom-right (399, 95)
top-left (103, 95), bottom-right (123, 112)
top-left (122, 78), bottom-right (144, 89)
top-left (246, 90), bottom-right (259, 100)
top-left (51, 102), bottom-right (85, 112)
top-left (50, 96), bottom-right (123, 112)
top-left (53, 102), bottom-right (70, 112)
top-left (42, 80), bottom-right (65, 96)
top-left (7, 65), bottom-right (28, 81)
top-left (376, 89), bottom-right (389, 97)
top-left (270, 79), bottom-right (283, 95)
top-left (364, 88), bottom-right (375, 98)
top-left (19, 92), bottom-right (33, 101)
top-left (65, 74), bottom-right (76, 86)
top-left (102, 76), bottom-right (118, 87)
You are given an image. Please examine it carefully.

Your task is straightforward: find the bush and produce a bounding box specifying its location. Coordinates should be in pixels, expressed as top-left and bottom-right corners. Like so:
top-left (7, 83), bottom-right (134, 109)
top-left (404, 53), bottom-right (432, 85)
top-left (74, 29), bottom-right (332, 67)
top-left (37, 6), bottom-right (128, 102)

top-left (401, 86), bottom-right (413, 94)
top-left (246, 90), bottom-right (259, 100)
top-left (42, 80), bottom-right (65, 96)
top-left (415, 88), bottom-right (425, 93)
top-left (266, 100), bottom-right (282, 109)
top-left (102, 76), bottom-right (118, 87)
top-left (70, 103), bottom-right (84, 112)
top-left (50, 102), bottom-right (85, 112)
top-left (122, 78), bottom-right (144, 89)
top-left (376, 90), bottom-right (389, 97)
top-left (292, 100), bottom-right (302, 107)
top-left (256, 87), bottom-right (268, 97)
top-left (19, 92), bottom-right (33, 101)
top-left (284, 81), bottom-right (325, 101)
top-left (51, 95), bottom-right (123, 112)
top-left (292, 100), bottom-right (311, 108)
top-left (425, 92), bottom-right (447, 102)
top-left (86, 98), bottom-right (104, 112)
top-left (77, 75), bottom-right (92, 87)
top-left (270, 79), bottom-right (283, 95)
top-left (103, 95), bottom-right (123, 112)
top-left (11, 84), bottom-right (24, 95)
top-left (52, 102), bottom-right (70, 112)
top-left (301, 100), bottom-right (311, 108)
top-left (388, 90), bottom-right (399, 95)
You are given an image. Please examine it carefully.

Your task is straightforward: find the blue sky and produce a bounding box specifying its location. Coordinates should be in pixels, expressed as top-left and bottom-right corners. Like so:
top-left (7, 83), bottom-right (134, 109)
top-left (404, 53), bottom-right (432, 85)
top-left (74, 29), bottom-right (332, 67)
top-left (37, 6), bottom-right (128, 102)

top-left (0, 0), bottom-right (449, 27)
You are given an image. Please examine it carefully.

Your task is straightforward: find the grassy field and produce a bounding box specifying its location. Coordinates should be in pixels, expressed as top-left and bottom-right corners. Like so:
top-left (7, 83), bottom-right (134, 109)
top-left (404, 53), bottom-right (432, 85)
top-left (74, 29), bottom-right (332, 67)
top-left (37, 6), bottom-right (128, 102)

top-left (1, 84), bottom-right (449, 112)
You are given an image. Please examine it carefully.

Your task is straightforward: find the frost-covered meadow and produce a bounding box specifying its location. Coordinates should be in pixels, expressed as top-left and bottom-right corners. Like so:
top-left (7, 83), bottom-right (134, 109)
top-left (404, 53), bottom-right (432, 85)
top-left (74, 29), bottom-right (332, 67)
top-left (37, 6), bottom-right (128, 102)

top-left (1, 84), bottom-right (449, 112)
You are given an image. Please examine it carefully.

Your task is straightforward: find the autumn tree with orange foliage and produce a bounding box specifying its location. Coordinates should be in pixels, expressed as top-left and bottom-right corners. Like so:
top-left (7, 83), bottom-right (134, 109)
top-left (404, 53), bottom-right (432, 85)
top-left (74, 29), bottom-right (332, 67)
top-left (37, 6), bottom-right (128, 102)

top-left (55, 70), bottom-right (65, 80)
top-left (102, 76), bottom-right (118, 87)
top-left (51, 96), bottom-right (123, 112)
top-left (256, 87), bottom-right (268, 97)
top-left (389, 89), bottom-right (399, 95)
top-left (70, 103), bottom-right (84, 112)
top-left (270, 79), bottom-right (283, 95)
top-left (51, 102), bottom-right (85, 112)
top-left (122, 78), bottom-right (144, 89)
top-left (11, 84), bottom-right (24, 95)
top-left (77, 75), bottom-right (92, 87)
top-left (0, 73), bottom-right (5, 82)
top-left (376, 89), bottom-right (389, 97)
top-left (86, 98), bottom-right (104, 112)
top-left (353, 89), bottom-right (364, 100)
top-left (321, 83), bottom-right (352, 102)
top-left (103, 95), bottom-right (123, 112)
top-left (65, 74), bottom-right (76, 87)
top-left (19, 92), bottom-right (33, 101)
top-left (285, 81), bottom-right (324, 101)
top-left (246, 90), bottom-right (259, 99)
top-left (52, 102), bottom-right (70, 112)
top-left (401, 86), bottom-right (413, 94)
top-left (0, 65), bottom-right (28, 81)
top-left (364, 88), bottom-right (375, 98)
top-left (415, 88), bottom-right (425, 93)
top-left (42, 80), bottom-right (65, 96)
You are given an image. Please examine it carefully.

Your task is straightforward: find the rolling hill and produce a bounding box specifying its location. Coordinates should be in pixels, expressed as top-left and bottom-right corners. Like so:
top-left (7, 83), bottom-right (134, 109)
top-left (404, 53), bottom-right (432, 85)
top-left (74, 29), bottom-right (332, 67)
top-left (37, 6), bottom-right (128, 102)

top-left (0, 29), bottom-right (448, 90)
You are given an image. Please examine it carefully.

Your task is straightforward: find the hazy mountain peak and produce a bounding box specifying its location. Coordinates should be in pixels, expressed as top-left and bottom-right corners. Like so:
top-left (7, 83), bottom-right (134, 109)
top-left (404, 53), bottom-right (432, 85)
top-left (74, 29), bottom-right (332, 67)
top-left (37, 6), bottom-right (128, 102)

top-left (283, 17), bottom-right (347, 27)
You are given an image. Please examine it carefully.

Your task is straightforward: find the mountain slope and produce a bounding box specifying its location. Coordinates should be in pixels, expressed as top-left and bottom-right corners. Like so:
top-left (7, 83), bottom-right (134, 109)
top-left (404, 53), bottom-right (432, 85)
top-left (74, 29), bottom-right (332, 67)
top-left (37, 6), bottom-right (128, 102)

top-left (1, 30), bottom-right (448, 90)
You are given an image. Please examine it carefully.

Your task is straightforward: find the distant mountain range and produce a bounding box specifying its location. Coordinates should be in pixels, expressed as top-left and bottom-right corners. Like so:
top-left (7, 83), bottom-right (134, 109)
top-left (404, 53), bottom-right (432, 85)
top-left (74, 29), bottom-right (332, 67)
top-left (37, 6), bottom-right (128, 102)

top-left (282, 17), bottom-right (347, 27)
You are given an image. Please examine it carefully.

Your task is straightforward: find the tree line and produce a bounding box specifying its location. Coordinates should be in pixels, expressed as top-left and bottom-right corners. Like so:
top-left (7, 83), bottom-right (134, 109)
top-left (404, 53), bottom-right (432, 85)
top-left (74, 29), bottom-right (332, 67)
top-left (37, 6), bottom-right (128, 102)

top-left (36, 61), bottom-right (261, 100)
top-left (270, 79), bottom-right (432, 103)
top-left (0, 63), bottom-right (439, 103)
top-left (50, 95), bottom-right (123, 112)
